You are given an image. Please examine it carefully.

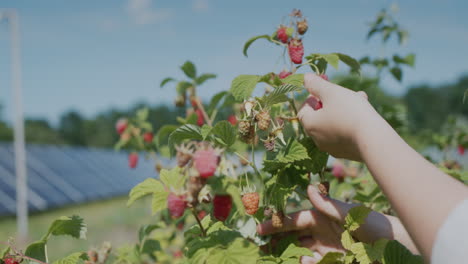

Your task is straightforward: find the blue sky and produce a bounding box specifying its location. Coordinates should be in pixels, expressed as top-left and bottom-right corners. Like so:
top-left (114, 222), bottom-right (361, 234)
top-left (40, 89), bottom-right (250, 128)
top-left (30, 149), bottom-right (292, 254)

top-left (0, 0), bottom-right (467, 125)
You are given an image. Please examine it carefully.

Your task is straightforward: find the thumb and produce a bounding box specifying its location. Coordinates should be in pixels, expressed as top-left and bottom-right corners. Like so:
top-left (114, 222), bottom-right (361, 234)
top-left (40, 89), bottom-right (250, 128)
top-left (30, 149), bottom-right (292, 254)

top-left (304, 73), bottom-right (332, 100)
top-left (307, 185), bottom-right (355, 223)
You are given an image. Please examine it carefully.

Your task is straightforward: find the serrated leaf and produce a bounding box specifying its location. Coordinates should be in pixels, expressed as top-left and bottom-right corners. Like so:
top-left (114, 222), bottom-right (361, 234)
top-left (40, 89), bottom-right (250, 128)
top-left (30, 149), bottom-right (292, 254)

top-left (382, 240), bottom-right (423, 264)
top-left (53, 252), bottom-right (87, 264)
top-left (155, 125), bottom-right (178, 147)
top-left (317, 252), bottom-right (344, 264)
top-left (207, 91), bottom-right (228, 114)
top-left (335, 53), bottom-right (361, 74)
top-left (390, 67), bottom-right (402, 82)
top-left (45, 215), bottom-right (87, 240)
top-left (282, 74), bottom-right (304, 87)
top-left (25, 241), bottom-right (47, 263)
top-left (127, 178), bottom-right (166, 206)
top-left (299, 137), bottom-right (329, 174)
top-left (200, 125), bottom-right (212, 140)
top-left (263, 139), bottom-right (311, 172)
top-left (349, 243), bottom-right (374, 264)
top-left (264, 84), bottom-right (302, 106)
top-left (168, 124), bottom-right (203, 150)
top-left (181, 61), bottom-right (197, 79)
top-left (207, 237), bottom-right (260, 264)
top-left (212, 121), bottom-right (236, 147)
top-left (321, 53), bottom-right (340, 70)
top-left (160, 77), bottom-right (175, 88)
top-left (160, 167), bottom-right (185, 191)
top-left (1, 247), bottom-right (10, 258)
top-left (280, 244), bottom-right (313, 259)
top-left (230, 75), bottom-right (260, 101)
top-left (138, 224), bottom-right (162, 243)
top-left (341, 230), bottom-right (355, 250)
top-left (195, 73), bottom-right (217, 85)
top-left (344, 206), bottom-right (371, 232)
top-left (243, 35), bottom-right (272, 57)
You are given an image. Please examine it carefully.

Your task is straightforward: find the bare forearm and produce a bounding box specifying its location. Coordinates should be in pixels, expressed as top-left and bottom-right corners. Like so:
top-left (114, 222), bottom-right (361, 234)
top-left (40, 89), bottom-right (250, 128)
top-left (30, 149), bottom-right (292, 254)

top-left (357, 115), bottom-right (468, 261)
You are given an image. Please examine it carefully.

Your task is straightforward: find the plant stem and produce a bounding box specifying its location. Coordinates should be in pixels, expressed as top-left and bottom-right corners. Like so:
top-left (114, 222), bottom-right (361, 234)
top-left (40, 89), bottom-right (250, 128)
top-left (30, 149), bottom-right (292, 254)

top-left (289, 98), bottom-right (306, 137)
top-left (191, 208), bottom-right (206, 237)
top-left (195, 98), bottom-right (213, 127)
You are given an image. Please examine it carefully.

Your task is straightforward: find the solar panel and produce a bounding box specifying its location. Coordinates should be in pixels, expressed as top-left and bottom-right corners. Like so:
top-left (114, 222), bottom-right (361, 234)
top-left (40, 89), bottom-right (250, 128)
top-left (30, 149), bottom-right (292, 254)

top-left (0, 143), bottom-right (163, 216)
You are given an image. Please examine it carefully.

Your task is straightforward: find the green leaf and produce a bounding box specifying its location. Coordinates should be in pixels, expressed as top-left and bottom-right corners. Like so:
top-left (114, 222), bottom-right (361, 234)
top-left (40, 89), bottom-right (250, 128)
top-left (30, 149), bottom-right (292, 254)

top-left (349, 243), bottom-right (375, 264)
top-left (155, 125), bottom-right (178, 147)
top-left (316, 252), bottom-right (344, 264)
top-left (344, 205), bottom-right (372, 232)
top-left (321, 53), bottom-right (340, 69)
top-left (53, 252), bottom-right (88, 264)
top-left (382, 240), bottom-right (423, 264)
top-left (212, 121), bottom-right (236, 147)
top-left (181, 61), bottom-right (197, 79)
top-left (45, 215), bottom-right (87, 240)
top-left (200, 125), bottom-right (212, 140)
top-left (390, 67), bottom-right (402, 82)
top-left (264, 84), bottom-right (302, 106)
top-left (136, 108), bottom-right (149, 121)
top-left (141, 239), bottom-right (162, 258)
top-left (341, 230), bottom-right (355, 250)
top-left (176, 81), bottom-right (193, 94)
top-left (206, 237), bottom-right (260, 264)
top-left (127, 178), bottom-right (166, 206)
top-left (151, 191), bottom-right (169, 215)
top-left (282, 74), bottom-right (304, 87)
top-left (207, 91), bottom-right (228, 114)
top-left (263, 139), bottom-right (310, 172)
top-left (25, 241), bottom-right (47, 263)
top-left (160, 167), bottom-right (185, 191)
top-left (243, 35), bottom-right (272, 57)
top-left (195, 73), bottom-right (217, 85)
top-left (299, 137), bottom-right (329, 174)
top-left (138, 224), bottom-right (162, 243)
top-left (168, 124), bottom-right (203, 149)
top-left (280, 244), bottom-right (313, 259)
top-left (393, 54), bottom-right (415, 67)
top-left (1, 246), bottom-right (10, 258)
top-left (335, 53), bottom-right (361, 74)
top-left (229, 75), bottom-right (260, 101)
top-left (160, 77), bottom-right (175, 88)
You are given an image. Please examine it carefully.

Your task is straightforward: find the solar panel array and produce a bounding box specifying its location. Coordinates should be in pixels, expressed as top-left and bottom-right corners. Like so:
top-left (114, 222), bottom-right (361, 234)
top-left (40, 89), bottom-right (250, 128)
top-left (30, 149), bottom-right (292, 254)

top-left (0, 143), bottom-right (172, 216)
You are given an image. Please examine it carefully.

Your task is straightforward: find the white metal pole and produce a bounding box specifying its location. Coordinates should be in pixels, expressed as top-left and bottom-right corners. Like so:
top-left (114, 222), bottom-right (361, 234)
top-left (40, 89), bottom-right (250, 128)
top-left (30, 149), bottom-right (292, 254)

top-left (4, 9), bottom-right (28, 238)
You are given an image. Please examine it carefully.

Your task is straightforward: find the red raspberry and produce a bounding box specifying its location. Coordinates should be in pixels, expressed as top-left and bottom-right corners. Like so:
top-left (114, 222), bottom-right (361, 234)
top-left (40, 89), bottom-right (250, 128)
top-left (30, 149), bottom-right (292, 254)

top-left (167, 193), bottom-right (187, 219)
top-left (242, 192), bottom-right (260, 215)
top-left (458, 145), bottom-right (465, 155)
top-left (276, 26), bottom-right (289, 43)
top-left (128, 152), bottom-right (138, 169)
top-left (319, 74), bottom-right (329, 81)
top-left (332, 163), bottom-right (345, 179)
top-left (193, 148), bottom-right (219, 178)
top-left (197, 210), bottom-right (207, 219)
top-left (278, 70), bottom-right (292, 79)
top-left (195, 109), bottom-right (204, 126)
top-left (191, 97), bottom-right (199, 108)
top-left (115, 118), bottom-right (128, 134)
top-left (173, 250), bottom-right (183, 259)
top-left (213, 195), bottom-right (232, 221)
top-left (4, 259), bottom-right (19, 264)
top-left (228, 115), bottom-right (237, 126)
top-left (288, 38), bottom-right (304, 64)
top-left (143, 132), bottom-right (153, 143)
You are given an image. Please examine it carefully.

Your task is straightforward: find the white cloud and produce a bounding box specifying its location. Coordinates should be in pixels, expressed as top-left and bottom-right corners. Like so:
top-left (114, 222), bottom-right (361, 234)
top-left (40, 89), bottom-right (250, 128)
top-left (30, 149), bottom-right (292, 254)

top-left (127, 0), bottom-right (172, 25)
top-left (193, 0), bottom-right (209, 12)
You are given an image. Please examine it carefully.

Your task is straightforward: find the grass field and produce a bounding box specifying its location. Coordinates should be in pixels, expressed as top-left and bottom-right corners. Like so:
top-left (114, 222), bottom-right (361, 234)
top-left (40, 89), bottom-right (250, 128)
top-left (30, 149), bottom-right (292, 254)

top-left (0, 196), bottom-right (157, 261)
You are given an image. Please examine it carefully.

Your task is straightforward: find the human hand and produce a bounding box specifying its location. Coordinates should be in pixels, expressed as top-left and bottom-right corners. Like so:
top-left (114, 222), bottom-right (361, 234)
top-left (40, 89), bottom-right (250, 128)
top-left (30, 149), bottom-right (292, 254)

top-left (257, 185), bottom-right (417, 263)
top-left (298, 73), bottom-right (382, 161)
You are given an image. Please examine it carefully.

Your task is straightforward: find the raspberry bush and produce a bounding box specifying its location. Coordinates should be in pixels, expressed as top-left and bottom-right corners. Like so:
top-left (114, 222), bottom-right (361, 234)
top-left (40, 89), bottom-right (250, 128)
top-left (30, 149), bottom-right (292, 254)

top-left (3, 7), bottom-right (466, 264)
